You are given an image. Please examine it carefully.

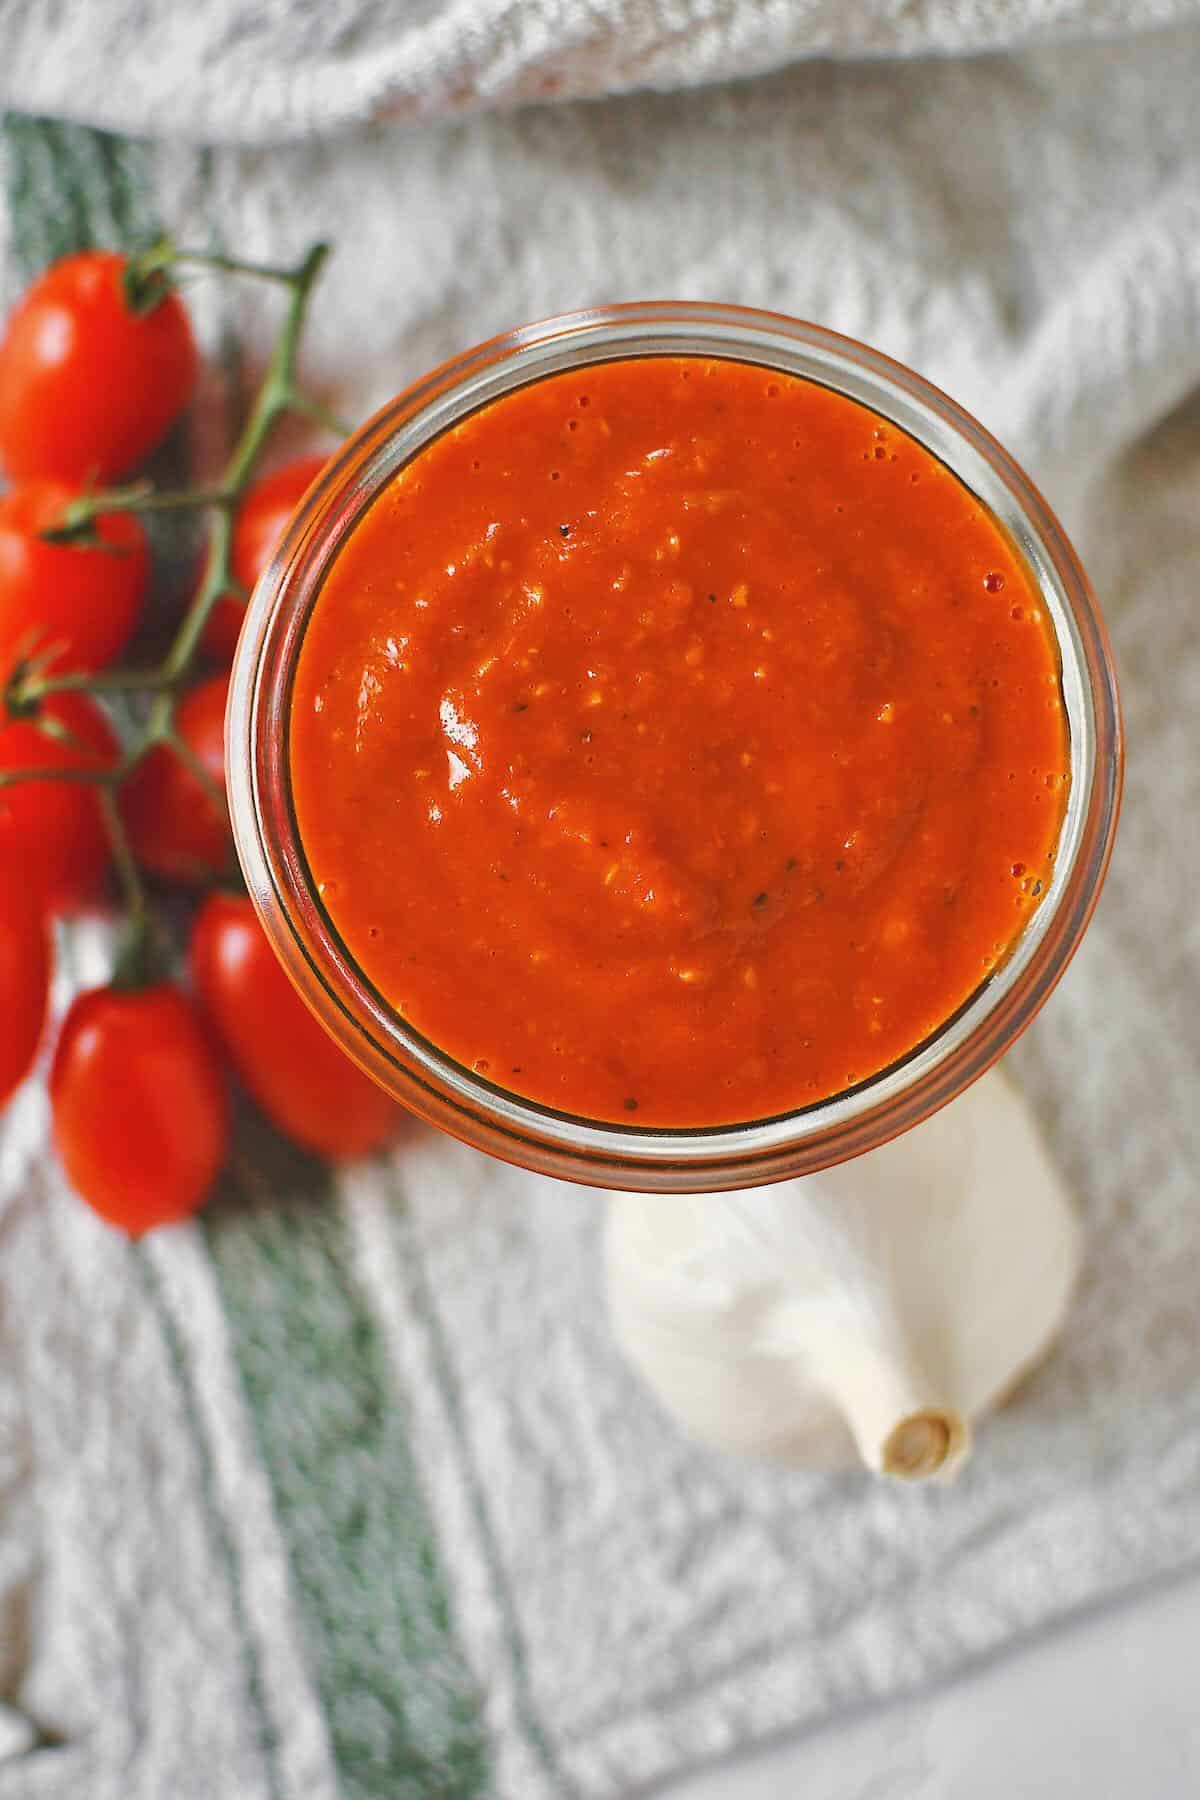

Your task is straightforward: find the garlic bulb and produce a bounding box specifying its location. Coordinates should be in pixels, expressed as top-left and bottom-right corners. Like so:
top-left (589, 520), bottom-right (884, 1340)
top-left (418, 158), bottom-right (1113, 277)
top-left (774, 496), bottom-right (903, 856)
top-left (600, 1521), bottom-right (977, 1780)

top-left (605, 1066), bottom-right (1081, 1481)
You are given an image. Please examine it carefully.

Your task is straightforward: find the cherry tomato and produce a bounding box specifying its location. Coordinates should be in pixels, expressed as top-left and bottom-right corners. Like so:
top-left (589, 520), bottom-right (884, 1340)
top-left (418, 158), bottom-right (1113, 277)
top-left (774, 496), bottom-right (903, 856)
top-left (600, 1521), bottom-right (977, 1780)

top-left (0, 250), bottom-right (197, 485)
top-left (0, 691), bottom-right (119, 911)
top-left (204, 454), bottom-right (328, 661)
top-left (191, 890), bottom-right (398, 1159)
top-left (0, 873), bottom-right (50, 1107)
top-left (122, 672), bottom-right (229, 882)
top-left (51, 981), bottom-right (228, 1235)
top-left (0, 481), bottom-right (149, 681)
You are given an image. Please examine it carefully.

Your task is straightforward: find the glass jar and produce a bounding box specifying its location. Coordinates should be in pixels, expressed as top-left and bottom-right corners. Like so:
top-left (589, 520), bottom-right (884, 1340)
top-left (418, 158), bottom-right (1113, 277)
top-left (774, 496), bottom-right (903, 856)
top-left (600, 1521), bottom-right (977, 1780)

top-left (226, 303), bottom-right (1122, 1194)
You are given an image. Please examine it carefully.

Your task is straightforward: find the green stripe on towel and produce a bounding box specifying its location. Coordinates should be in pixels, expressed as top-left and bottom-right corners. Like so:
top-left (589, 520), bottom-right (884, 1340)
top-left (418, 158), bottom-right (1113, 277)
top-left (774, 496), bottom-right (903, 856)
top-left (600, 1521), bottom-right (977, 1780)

top-left (203, 1118), bottom-right (492, 1800)
top-left (2, 115), bottom-right (159, 272)
top-left (388, 1195), bottom-right (571, 1797)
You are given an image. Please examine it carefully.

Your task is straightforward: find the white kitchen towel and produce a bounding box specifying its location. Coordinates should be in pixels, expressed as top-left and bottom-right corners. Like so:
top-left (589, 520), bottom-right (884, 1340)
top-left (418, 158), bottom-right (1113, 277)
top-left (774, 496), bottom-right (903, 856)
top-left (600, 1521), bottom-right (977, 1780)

top-left (2, 0), bottom-right (1200, 142)
top-left (1, 4), bottom-right (1200, 1797)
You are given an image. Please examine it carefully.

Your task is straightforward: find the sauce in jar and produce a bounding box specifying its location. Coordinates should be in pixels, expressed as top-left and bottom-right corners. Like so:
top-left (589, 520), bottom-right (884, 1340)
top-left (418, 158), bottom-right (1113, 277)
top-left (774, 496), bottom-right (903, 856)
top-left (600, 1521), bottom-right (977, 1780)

top-left (289, 357), bottom-right (1068, 1126)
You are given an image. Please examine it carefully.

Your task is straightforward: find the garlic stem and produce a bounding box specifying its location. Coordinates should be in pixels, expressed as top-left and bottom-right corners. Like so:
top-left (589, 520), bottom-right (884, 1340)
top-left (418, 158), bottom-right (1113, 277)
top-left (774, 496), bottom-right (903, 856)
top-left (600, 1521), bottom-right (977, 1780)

top-left (800, 1309), bottom-right (972, 1482)
top-left (882, 1411), bottom-right (969, 1480)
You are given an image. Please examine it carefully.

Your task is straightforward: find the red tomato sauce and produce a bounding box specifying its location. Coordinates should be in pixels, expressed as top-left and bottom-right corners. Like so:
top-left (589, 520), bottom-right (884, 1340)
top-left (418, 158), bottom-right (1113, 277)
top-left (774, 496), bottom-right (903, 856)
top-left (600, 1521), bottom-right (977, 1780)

top-left (289, 357), bottom-right (1068, 1127)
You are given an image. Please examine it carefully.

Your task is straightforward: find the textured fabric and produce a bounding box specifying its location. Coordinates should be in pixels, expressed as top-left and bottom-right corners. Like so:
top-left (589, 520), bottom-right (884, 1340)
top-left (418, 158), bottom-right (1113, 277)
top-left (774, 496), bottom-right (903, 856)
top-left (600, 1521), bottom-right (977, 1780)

top-left (1, 0), bottom-right (1200, 144)
top-left (2, 4), bottom-right (1200, 1795)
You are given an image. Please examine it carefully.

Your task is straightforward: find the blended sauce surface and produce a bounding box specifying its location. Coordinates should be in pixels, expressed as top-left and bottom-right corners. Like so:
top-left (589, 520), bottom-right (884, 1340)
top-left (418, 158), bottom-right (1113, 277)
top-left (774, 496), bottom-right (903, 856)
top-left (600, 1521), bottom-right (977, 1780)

top-left (290, 357), bottom-right (1068, 1126)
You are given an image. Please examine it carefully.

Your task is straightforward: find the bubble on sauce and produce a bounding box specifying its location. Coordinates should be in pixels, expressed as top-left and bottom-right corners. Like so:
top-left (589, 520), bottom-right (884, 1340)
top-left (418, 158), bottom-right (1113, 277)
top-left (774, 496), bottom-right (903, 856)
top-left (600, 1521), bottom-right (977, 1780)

top-left (567, 419), bottom-right (578, 432)
top-left (1011, 861), bottom-right (1026, 877)
top-left (983, 571), bottom-right (1005, 592)
top-left (1011, 605), bottom-right (1024, 620)
top-left (473, 1059), bottom-right (491, 1075)
top-left (578, 395), bottom-right (591, 408)
top-left (766, 383), bottom-right (780, 398)
top-left (873, 445), bottom-right (887, 461)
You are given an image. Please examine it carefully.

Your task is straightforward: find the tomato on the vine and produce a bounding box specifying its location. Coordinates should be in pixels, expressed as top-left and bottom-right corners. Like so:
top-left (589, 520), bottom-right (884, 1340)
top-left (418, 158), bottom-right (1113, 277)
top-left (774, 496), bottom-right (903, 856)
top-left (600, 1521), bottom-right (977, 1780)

top-left (0, 873), bottom-right (50, 1108)
top-left (0, 481), bottom-right (149, 680)
top-left (0, 250), bottom-right (197, 484)
top-left (122, 672), bottom-right (229, 882)
top-left (51, 981), bottom-right (228, 1235)
top-left (191, 890), bottom-right (399, 1159)
top-left (0, 691), bottom-right (118, 910)
top-left (204, 454), bottom-right (328, 661)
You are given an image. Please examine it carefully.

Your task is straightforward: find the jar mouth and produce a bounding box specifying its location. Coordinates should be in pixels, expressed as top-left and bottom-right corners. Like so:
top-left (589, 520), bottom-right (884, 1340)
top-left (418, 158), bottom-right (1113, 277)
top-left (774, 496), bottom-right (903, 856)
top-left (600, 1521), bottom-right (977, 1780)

top-left (227, 302), bottom-right (1123, 1192)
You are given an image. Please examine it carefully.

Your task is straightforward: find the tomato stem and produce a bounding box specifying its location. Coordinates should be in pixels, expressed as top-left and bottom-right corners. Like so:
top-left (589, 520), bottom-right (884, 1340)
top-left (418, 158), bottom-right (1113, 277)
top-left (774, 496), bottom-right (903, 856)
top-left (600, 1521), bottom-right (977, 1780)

top-left (8, 238), bottom-right (338, 750)
top-left (121, 240), bottom-right (177, 316)
top-left (111, 909), bottom-right (170, 991)
top-left (158, 241), bottom-right (333, 685)
top-left (162, 506), bottom-right (235, 680)
top-left (40, 483), bottom-right (236, 545)
top-left (122, 236), bottom-right (324, 315)
top-left (3, 235), bottom-right (340, 964)
top-left (136, 240), bottom-right (320, 289)
top-left (15, 666), bottom-right (187, 704)
top-left (284, 389), bottom-right (351, 438)
top-left (0, 764), bottom-right (111, 788)
top-left (97, 784), bottom-right (148, 923)
top-left (164, 726), bottom-right (224, 816)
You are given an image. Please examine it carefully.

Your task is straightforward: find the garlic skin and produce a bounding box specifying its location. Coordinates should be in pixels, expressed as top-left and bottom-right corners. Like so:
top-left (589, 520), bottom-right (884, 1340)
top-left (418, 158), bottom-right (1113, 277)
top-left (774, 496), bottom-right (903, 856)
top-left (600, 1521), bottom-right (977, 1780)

top-left (605, 1066), bottom-right (1081, 1482)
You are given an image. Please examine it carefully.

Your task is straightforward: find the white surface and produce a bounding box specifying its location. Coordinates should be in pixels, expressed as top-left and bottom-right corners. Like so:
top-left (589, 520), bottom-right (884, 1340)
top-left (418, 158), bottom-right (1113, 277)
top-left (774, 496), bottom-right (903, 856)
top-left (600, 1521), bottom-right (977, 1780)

top-left (669, 1571), bottom-right (1200, 1799)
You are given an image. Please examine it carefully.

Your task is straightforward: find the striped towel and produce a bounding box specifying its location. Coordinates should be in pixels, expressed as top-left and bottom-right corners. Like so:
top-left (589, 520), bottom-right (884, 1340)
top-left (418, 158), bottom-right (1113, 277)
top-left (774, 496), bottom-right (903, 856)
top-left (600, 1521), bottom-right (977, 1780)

top-left (3, 9), bottom-right (1200, 1790)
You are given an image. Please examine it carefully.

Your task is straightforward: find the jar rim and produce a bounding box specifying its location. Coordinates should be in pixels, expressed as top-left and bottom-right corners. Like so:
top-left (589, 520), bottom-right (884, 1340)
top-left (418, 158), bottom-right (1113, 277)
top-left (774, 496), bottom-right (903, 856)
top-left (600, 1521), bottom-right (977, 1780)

top-left (227, 301), bottom-right (1123, 1192)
